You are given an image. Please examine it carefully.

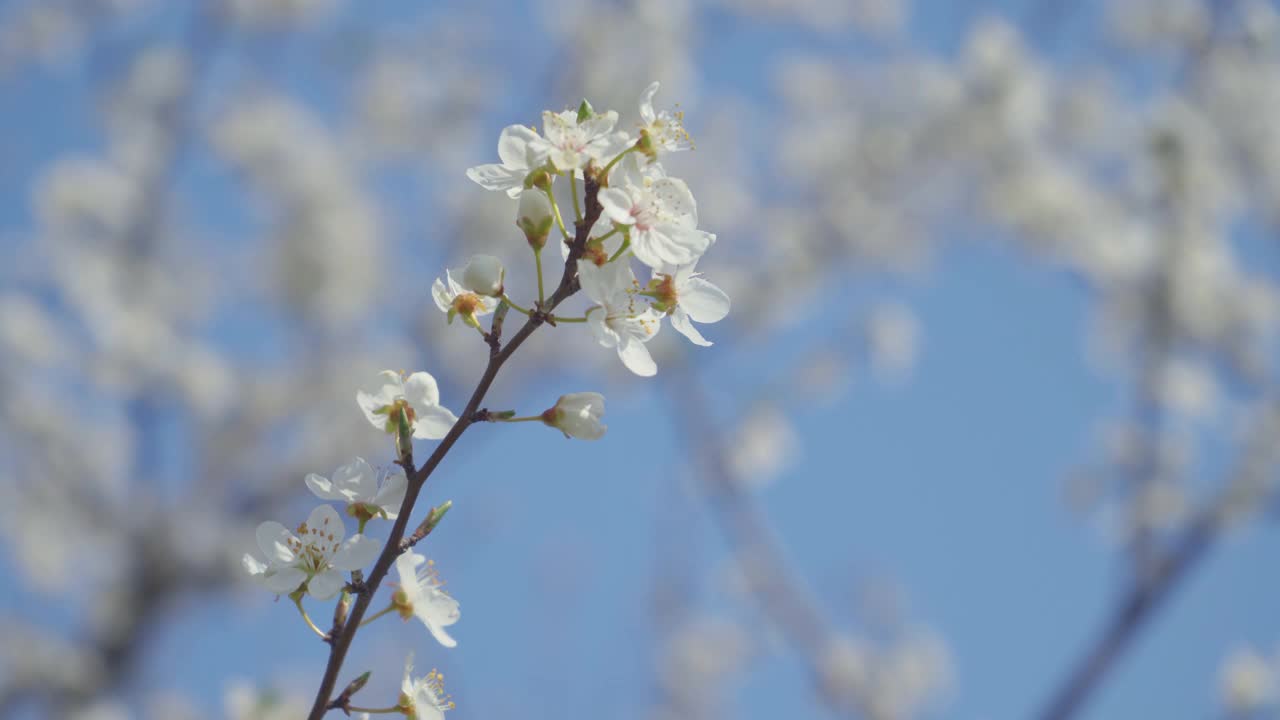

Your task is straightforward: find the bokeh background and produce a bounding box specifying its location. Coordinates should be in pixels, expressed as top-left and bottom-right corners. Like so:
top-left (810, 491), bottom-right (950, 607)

top-left (4, 0), bottom-right (1280, 718)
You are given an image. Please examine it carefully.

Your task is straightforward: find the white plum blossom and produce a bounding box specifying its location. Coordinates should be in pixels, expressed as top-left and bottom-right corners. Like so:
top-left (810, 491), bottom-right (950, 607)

top-left (241, 505), bottom-right (379, 600)
top-left (579, 259), bottom-right (663, 376)
top-left (305, 457), bottom-right (406, 522)
top-left (399, 654), bottom-right (454, 719)
top-left (530, 106), bottom-right (630, 173)
top-left (432, 269), bottom-right (501, 328)
top-left (393, 550), bottom-right (461, 648)
top-left (599, 163), bottom-right (715, 270)
top-left (637, 81), bottom-right (692, 160)
top-left (457, 254), bottom-right (505, 297)
top-left (464, 124), bottom-right (546, 197)
top-left (649, 261), bottom-right (730, 346)
top-left (542, 392), bottom-right (607, 439)
top-left (357, 370), bottom-right (459, 440)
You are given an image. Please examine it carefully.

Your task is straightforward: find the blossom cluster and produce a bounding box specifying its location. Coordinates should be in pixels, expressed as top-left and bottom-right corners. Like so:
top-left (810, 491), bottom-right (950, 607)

top-left (239, 82), bottom-right (724, 717)
top-left (241, 377), bottom-right (463, 716)
top-left (454, 81), bottom-right (731, 376)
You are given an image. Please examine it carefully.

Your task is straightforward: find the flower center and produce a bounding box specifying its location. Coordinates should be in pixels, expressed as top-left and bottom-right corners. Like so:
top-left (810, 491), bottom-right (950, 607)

top-left (451, 293), bottom-right (483, 316)
top-left (291, 516), bottom-right (341, 575)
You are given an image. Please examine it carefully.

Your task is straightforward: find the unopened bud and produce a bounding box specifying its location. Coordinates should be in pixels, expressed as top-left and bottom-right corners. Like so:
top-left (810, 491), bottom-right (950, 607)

top-left (576, 98), bottom-right (595, 123)
top-left (636, 130), bottom-right (657, 162)
top-left (344, 671), bottom-right (372, 697)
top-left (541, 392), bottom-right (607, 440)
top-left (459, 255), bottom-right (505, 297)
top-left (523, 167), bottom-right (552, 192)
top-left (333, 590), bottom-right (352, 629)
top-left (413, 500), bottom-right (453, 539)
top-left (517, 192), bottom-right (554, 250)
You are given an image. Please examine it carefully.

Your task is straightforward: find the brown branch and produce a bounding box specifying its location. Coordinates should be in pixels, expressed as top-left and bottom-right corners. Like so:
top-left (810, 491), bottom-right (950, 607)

top-left (305, 176), bottom-right (602, 719)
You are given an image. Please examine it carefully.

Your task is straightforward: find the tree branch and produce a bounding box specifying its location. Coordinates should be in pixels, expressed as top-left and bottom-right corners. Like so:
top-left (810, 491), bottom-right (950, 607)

top-left (305, 176), bottom-right (602, 719)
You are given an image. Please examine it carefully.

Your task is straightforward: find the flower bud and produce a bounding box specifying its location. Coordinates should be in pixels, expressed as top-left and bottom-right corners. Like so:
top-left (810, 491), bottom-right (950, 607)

top-left (459, 255), bottom-right (505, 297)
top-left (541, 392), bottom-right (606, 440)
top-left (517, 191), bottom-right (554, 250)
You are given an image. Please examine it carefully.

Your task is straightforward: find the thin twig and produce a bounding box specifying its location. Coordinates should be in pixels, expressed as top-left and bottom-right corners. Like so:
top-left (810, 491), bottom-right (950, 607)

top-left (305, 176), bottom-right (603, 719)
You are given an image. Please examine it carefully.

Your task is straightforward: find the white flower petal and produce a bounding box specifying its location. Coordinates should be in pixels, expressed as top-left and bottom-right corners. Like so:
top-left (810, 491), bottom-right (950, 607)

top-left (416, 588), bottom-right (461, 648)
top-left (304, 473), bottom-right (344, 502)
top-left (256, 521), bottom-right (297, 564)
top-left (402, 653), bottom-right (415, 695)
top-left (431, 277), bottom-right (453, 313)
top-left (357, 371), bottom-right (404, 429)
top-left (374, 470), bottom-right (407, 517)
top-left (617, 338), bottom-right (657, 376)
top-left (576, 260), bottom-right (612, 305)
top-left (334, 457), bottom-right (377, 501)
top-left (639, 81), bottom-right (659, 125)
top-left (305, 504), bottom-right (345, 544)
top-left (263, 566), bottom-right (307, 595)
top-left (586, 308), bottom-right (617, 348)
top-left (242, 553), bottom-right (269, 577)
top-left (653, 177), bottom-right (698, 227)
top-left (403, 372), bottom-right (441, 411)
top-left (464, 163), bottom-right (525, 194)
top-left (598, 188), bottom-right (636, 226)
top-left (331, 534), bottom-right (380, 571)
top-left (308, 569), bottom-right (346, 600)
top-left (680, 277), bottom-right (731, 323)
top-left (396, 549), bottom-right (426, 585)
top-left (496, 124), bottom-right (539, 168)
top-left (671, 308), bottom-right (712, 347)
top-left (413, 404), bottom-right (458, 440)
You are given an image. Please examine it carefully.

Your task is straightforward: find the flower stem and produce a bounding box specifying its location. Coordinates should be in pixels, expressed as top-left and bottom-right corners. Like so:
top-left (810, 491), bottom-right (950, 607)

top-left (551, 315), bottom-right (587, 323)
top-left (359, 604), bottom-right (396, 627)
top-left (608, 235), bottom-right (631, 263)
top-left (346, 706), bottom-right (400, 714)
top-left (600, 145), bottom-right (636, 180)
top-left (498, 415), bottom-right (544, 423)
top-left (534, 247), bottom-right (546, 304)
top-left (294, 596), bottom-right (329, 640)
top-left (594, 226), bottom-right (620, 244)
top-left (502, 295), bottom-right (532, 316)
top-left (543, 187), bottom-right (571, 243)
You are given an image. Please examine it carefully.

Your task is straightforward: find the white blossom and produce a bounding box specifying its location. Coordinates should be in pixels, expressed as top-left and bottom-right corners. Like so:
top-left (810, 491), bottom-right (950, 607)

top-left (305, 457), bottom-right (406, 522)
top-left (637, 81), bottom-right (692, 160)
top-left (579, 259), bottom-right (662, 376)
top-left (399, 654), bottom-right (454, 719)
top-left (542, 392), bottom-right (607, 439)
top-left (599, 162), bottom-right (715, 271)
top-left (530, 107), bottom-right (630, 173)
top-left (649, 261), bottom-right (730, 347)
top-left (357, 370), bottom-right (459, 440)
top-left (393, 550), bottom-right (461, 648)
top-left (465, 125), bottom-right (546, 197)
top-left (241, 504), bottom-right (378, 600)
top-left (432, 269), bottom-right (501, 327)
